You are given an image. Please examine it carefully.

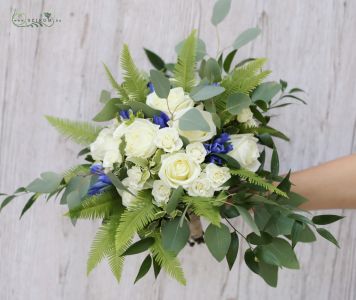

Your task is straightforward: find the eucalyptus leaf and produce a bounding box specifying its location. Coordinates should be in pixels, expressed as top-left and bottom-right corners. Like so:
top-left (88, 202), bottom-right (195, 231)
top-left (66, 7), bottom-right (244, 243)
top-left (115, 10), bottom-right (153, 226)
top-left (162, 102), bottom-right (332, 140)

top-left (0, 195), bottom-right (16, 212)
top-left (233, 27), bottom-right (261, 49)
top-left (223, 49), bottom-right (237, 73)
top-left (211, 0), bottom-right (232, 26)
top-left (129, 101), bottom-right (161, 118)
top-left (20, 193), bottom-right (39, 218)
top-left (93, 98), bottom-right (120, 122)
top-left (259, 260), bottom-right (278, 287)
top-left (134, 255), bottom-right (152, 283)
top-left (252, 82), bottom-right (282, 103)
top-left (271, 146), bottom-right (279, 177)
top-left (204, 58), bottom-right (222, 82)
top-left (26, 172), bottom-right (63, 194)
top-left (178, 108), bottom-right (210, 132)
top-left (312, 215), bottom-right (344, 225)
top-left (150, 70), bottom-right (171, 99)
top-left (257, 238), bottom-right (300, 269)
top-left (144, 48), bottom-right (166, 71)
top-left (121, 237), bottom-right (155, 256)
top-left (99, 90), bottom-right (111, 103)
top-left (316, 228), bottom-right (340, 248)
top-left (226, 92), bottom-right (252, 115)
top-left (175, 38), bottom-right (206, 61)
top-left (107, 172), bottom-right (135, 196)
top-left (236, 206), bottom-right (260, 235)
top-left (162, 218), bottom-right (190, 255)
top-left (291, 222), bottom-right (316, 247)
top-left (226, 232), bottom-right (239, 269)
top-left (190, 85), bottom-right (225, 101)
top-left (244, 249), bottom-right (259, 274)
top-left (205, 223), bottom-right (231, 262)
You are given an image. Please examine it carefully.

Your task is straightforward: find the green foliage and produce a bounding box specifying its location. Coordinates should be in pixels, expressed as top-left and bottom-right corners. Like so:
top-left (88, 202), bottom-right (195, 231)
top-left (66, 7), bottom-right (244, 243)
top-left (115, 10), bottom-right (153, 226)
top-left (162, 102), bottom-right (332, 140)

top-left (120, 44), bottom-right (149, 102)
top-left (66, 191), bottom-right (120, 220)
top-left (115, 191), bottom-right (159, 251)
top-left (173, 30), bottom-right (197, 92)
top-left (204, 223), bottom-right (231, 262)
top-left (166, 186), bottom-right (184, 214)
top-left (236, 206), bottom-right (260, 235)
top-left (26, 172), bottom-right (63, 194)
top-left (46, 116), bottom-right (102, 145)
top-left (316, 228), bottom-right (340, 247)
top-left (135, 255), bottom-right (152, 283)
top-left (211, 0), bottom-right (232, 26)
top-left (87, 214), bottom-right (126, 282)
top-left (226, 232), bottom-right (239, 269)
top-left (162, 218), bottom-right (190, 255)
top-left (150, 69), bottom-right (171, 98)
top-left (312, 215), bottom-right (344, 225)
top-left (233, 27), bottom-right (261, 49)
top-left (121, 237), bottom-right (155, 256)
top-left (63, 165), bottom-right (90, 183)
top-left (144, 48), bottom-right (166, 71)
top-left (215, 58), bottom-right (270, 111)
top-left (150, 233), bottom-right (186, 285)
top-left (103, 63), bottom-right (130, 102)
top-left (231, 169), bottom-right (287, 197)
top-left (178, 108), bottom-right (210, 132)
top-left (93, 98), bottom-right (121, 122)
top-left (226, 92), bottom-right (252, 115)
top-left (183, 196), bottom-right (221, 226)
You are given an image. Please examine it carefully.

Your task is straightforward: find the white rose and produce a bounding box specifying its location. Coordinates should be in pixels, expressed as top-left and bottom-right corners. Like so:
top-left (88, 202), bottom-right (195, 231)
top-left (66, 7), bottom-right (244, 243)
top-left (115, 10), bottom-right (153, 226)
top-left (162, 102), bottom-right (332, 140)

top-left (186, 142), bottom-right (207, 163)
top-left (113, 122), bottom-right (128, 139)
top-left (158, 152), bottom-right (201, 188)
top-left (90, 127), bottom-right (122, 169)
top-left (172, 108), bottom-right (217, 142)
top-left (228, 134), bottom-right (261, 172)
top-left (146, 87), bottom-right (194, 117)
top-left (152, 180), bottom-right (171, 206)
top-left (154, 127), bottom-right (183, 153)
top-left (205, 164), bottom-right (231, 190)
top-left (187, 175), bottom-right (215, 197)
top-left (124, 166), bottom-right (146, 190)
top-left (124, 119), bottom-right (159, 158)
top-left (237, 107), bottom-right (253, 123)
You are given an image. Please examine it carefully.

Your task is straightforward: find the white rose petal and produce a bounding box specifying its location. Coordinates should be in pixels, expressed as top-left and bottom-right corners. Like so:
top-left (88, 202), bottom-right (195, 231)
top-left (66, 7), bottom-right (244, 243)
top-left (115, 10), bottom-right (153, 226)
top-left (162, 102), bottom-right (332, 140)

top-left (125, 166), bottom-right (146, 190)
top-left (154, 127), bottom-right (183, 153)
top-left (237, 107), bottom-right (254, 123)
top-left (90, 125), bottom-right (122, 169)
top-left (187, 175), bottom-right (215, 197)
top-left (186, 142), bottom-right (207, 164)
top-left (228, 134), bottom-right (261, 172)
top-left (205, 163), bottom-right (231, 190)
top-left (121, 190), bottom-right (136, 208)
top-left (124, 118), bottom-right (160, 158)
top-left (152, 180), bottom-right (171, 206)
top-left (172, 108), bottom-right (217, 142)
top-left (158, 152), bottom-right (201, 188)
top-left (146, 87), bottom-right (194, 117)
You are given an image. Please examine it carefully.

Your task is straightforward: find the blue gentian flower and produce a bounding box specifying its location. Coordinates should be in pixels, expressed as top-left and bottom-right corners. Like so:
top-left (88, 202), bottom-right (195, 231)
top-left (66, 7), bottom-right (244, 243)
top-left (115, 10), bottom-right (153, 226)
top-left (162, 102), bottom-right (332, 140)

top-left (88, 163), bottom-right (112, 196)
top-left (119, 110), bottom-right (130, 120)
top-left (147, 82), bottom-right (155, 93)
top-left (153, 112), bottom-right (170, 128)
top-left (204, 133), bottom-right (233, 165)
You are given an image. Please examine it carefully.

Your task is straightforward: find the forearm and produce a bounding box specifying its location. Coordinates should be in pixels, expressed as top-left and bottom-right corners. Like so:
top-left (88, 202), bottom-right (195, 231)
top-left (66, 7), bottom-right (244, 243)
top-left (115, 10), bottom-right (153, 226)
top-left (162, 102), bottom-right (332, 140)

top-left (290, 154), bottom-right (356, 210)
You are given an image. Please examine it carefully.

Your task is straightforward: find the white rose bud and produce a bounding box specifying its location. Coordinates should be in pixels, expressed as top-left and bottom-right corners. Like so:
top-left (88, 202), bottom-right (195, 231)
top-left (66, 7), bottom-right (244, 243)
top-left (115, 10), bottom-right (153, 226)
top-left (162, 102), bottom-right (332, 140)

top-left (154, 127), bottom-right (183, 153)
top-left (90, 126), bottom-right (122, 169)
top-left (158, 152), bottom-right (201, 188)
top-left (172, 108), bottom-right (217, 143)
top-left (124, 119), bottom-right (160, 158)
top-left (205, 164), bottom-right (231, 190)
top-left (228, 134), bottom-right (261, 172)
top-left (187, 175), bottom-right (215, 197)
top-left (146, 87), bottom-right (194, 117)
top-left (237, 107), bottom-right (254, 123)
top-left (152, 180), bottom-right (171, 206)
top-left (186, 142), bottom-right (207, 164)
top-left (125, 166), bottom-right (146, 190)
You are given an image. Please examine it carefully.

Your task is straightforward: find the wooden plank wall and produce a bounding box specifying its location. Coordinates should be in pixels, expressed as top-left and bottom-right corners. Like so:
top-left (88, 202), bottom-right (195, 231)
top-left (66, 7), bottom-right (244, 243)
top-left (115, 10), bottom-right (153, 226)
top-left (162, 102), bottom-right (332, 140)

top-left (0, 0), bottom-right (355, 299)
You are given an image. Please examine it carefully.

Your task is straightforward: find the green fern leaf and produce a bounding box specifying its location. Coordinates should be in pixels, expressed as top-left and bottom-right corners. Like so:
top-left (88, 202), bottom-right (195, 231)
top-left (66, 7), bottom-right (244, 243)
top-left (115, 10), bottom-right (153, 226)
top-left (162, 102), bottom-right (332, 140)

top-left (115, 190), bottom-right (159, 251)
top-left (103, 63), bottom-right (130, 102)
top-left (63, 165), bottom-right (90, 183)
top-left (66, 191), bottom-right (120, 220)
top-left (46, 116), bottom-right (102, 145)
top-left (150, 233), bottom-right (186, 285)
top-left (173, 30), bottom-right (197, 92)
top-left (120, 44), bottom-right (148, 102)
top-left (215, 58), bottom-right (271, 111)
top-left (231, 169), bottom-right (287, 197)
top-left (183, 196), bottom-right (221, 226)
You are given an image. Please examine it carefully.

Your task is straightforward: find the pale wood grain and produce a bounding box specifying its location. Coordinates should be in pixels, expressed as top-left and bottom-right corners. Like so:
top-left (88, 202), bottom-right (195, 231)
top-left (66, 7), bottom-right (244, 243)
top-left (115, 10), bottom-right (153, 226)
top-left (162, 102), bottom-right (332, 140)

top-left (0, 0), bottom-right (355, 299)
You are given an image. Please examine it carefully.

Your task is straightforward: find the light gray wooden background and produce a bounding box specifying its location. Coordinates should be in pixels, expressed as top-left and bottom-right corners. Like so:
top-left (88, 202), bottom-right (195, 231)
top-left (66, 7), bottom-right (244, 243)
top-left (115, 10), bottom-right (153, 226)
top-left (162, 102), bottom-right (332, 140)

top-left (0, 0), bottom-right (355, 299)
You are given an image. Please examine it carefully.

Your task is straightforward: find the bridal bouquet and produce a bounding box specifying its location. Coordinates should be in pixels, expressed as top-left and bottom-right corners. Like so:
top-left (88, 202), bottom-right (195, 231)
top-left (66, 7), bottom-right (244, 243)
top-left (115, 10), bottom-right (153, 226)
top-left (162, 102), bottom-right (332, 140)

top-left (1, 0), bottom-right (343, 287)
